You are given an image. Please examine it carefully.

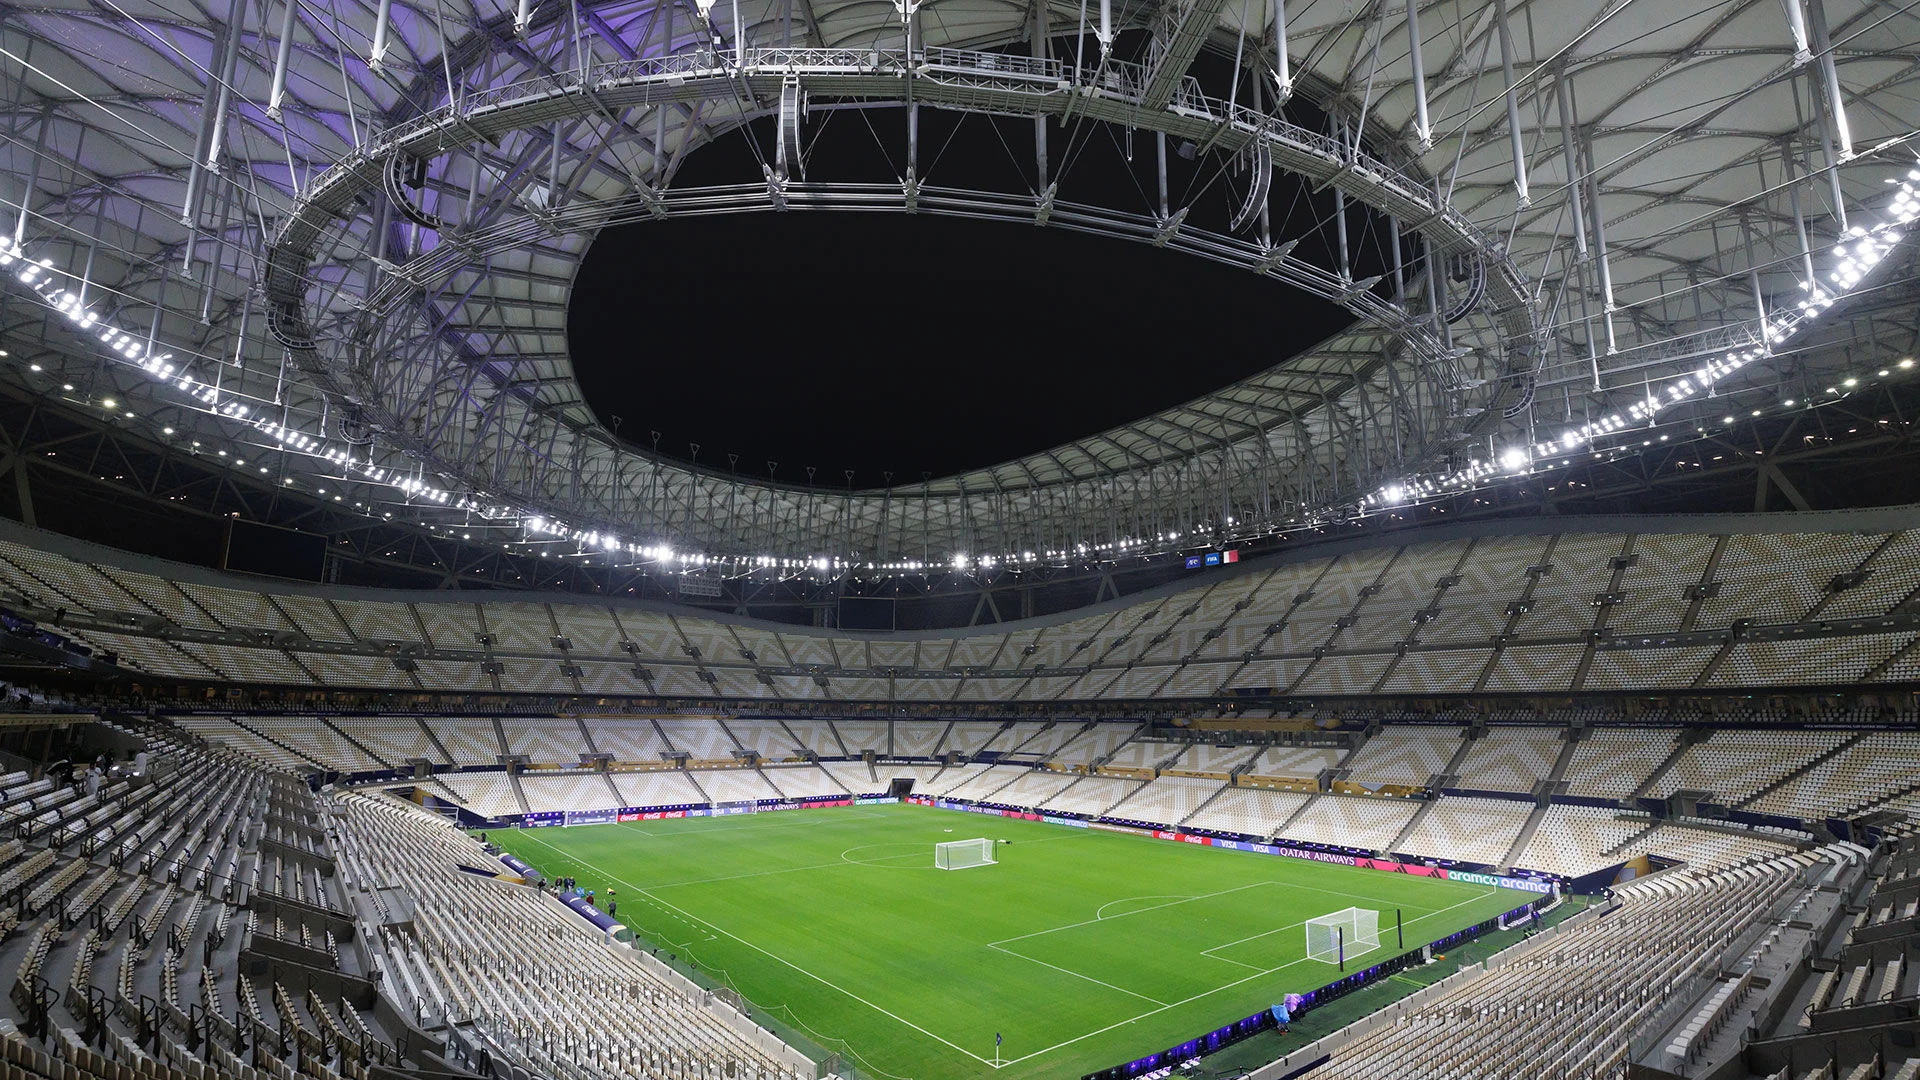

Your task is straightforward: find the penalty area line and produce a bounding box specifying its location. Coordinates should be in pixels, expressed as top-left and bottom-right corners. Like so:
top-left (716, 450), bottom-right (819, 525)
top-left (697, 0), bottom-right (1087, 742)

top-left (998, 889), bottom-right (1511, 1068)
top-left (513, 832), bottom-right (1003, 1069)
top-left (984, 943), bottom-right (1168, 1007)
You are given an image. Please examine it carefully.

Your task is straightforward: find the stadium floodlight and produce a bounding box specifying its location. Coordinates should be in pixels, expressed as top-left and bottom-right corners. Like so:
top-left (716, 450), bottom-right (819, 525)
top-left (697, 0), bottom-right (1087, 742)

top-left (1305, 907), bottom-right (1380, 965)
top-left (933, 837), bottom-right (996, 870)
top-left (1499, 447), bottom-right (1529, 473)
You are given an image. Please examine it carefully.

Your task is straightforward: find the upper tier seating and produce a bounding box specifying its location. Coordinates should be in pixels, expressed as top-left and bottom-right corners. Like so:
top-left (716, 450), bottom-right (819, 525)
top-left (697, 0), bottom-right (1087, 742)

top-left (1655, 731), bottom-right (1846, 803)
top-left (5, 518), bottom-right (1917, 698)
top-left (1562, 728), bottom-right (1680, 798)
top-left (1343, 728), bottom-right (1462, 787)
top-left (1243, 745), bottom-right (1344, 782)
top-left (1452, 728), bottom-right (1563, 792)
top-left (1745, 732), bottom-right (1920, 819)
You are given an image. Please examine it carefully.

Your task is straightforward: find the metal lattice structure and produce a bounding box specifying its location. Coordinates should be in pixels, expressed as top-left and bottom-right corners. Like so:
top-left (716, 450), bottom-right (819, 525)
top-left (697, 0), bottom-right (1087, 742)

top-left (0, 0), bottom-right (1914, 578)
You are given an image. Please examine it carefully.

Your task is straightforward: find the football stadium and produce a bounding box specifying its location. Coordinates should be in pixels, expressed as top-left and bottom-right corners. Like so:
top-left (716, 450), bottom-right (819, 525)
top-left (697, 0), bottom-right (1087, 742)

top-left (0, 0), bottom-right (1914, 1077)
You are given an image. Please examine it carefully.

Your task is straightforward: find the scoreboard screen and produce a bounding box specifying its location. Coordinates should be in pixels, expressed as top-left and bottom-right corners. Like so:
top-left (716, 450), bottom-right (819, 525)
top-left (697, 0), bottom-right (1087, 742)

top-left (1184, 549), bottom-right (1241, 570)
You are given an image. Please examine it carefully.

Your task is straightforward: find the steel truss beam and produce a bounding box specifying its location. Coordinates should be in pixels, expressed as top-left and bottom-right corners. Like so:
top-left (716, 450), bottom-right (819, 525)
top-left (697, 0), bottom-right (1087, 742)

top-left (258, 43), bottom-right (1538, 565)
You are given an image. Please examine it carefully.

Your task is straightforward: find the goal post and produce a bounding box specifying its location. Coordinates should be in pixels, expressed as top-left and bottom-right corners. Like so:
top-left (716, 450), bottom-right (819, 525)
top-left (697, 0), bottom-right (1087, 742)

top-left (934, 837), bottom-right (996, 870)
top-left (1305, 907), bottom-right (1381, 965)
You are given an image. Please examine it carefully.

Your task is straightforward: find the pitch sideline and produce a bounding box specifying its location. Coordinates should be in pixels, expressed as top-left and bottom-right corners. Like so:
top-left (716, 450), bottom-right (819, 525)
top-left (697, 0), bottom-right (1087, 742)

top-left (515, 821), bottom-right (1526, 1074)
top-left (515, 831), bottom-right (1005, 1068)
top-left (995, 889), bottom-right (1514, 1068)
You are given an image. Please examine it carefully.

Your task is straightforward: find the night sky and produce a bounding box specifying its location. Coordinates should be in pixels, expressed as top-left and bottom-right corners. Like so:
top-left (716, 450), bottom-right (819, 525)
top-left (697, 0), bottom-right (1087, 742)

top-left (567, 60), bottom-right (1357, 487)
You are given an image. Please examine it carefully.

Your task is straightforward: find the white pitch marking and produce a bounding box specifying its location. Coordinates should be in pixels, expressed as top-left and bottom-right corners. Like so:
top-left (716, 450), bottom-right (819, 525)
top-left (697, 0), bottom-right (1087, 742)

top-left (986, 881), bottom-right (1273, 948)
top-left (517, 814), bottom-right (1516, 1074)
top-left (1093, 895), bottom-right (1192, 920)
top-left (997, 890), bottom-right (1509, 1068)
top-left (983, 943), bottom-right (1169, 1007)
top-left (514, 832), bottom-right (1003, 1069)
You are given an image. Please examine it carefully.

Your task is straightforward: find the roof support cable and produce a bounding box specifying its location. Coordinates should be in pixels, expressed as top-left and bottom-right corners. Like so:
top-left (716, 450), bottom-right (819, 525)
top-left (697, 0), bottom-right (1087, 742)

top-left (1573, 81), bottom-right (1616, 356)
top-left (369, 0), bottom-right (394, 72)
top-left (1781, 142), bottom-right (1816, 289)
top-left (1406, 0), bottom-right (1431, 149)
top-left (13, 102), bottom-right (47, 251)
top-left (1493, 0), bottom-right (1529, 209)
top-left (1802, 0), bottom-right (1850, 229)
top-left (1554, 64), bottom-right (1596, 386)
top-left (1779, 0), bottom-right (1813, 64)
top-left (265, 0), bottom-right (298, 122)
top-left (1032, 0), bottom-right (1049, 191)
top-left (1740, 213), bottom-right (1770, 357)
top-left (181, 0), bottom-right (246, 267)
top-left (1271, 0), bottom-right (1292, 103)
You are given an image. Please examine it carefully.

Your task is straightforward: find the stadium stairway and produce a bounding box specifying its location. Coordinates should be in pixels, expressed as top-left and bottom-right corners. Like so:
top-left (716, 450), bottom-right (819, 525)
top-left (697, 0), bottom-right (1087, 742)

top-left (823, 721), bottom-right (854, 759)
top-left (681, 768), bottom-right (714, 804)
top-left (1035, 721), bottom-right (1097, 768)
top-left (1598, 816), bottom-right (1663, 861)
top-left (755, 766), bottom-right (787, 800)
top-left (1495, 800), bottom-right (1553, 872)
top-left (1272, 791), bottom-right (1321, 840)
top-left (1543, 729), bottom-right (1581, 787)
top-left (505, 772), bottom-right (531, 817)
top-left (1737, 731), bottom-right (1873, 811)
top-left (1714, 838), bottom-right (1920, 1080)
top-left (1630, 729), bottom-right (1710, 799)
top-left (1383, 796), bottom-right (1442, 856)
top-left (321, 722), bottom-right (394, 773)
top-left (975, 766), bottom-right (1032, 805)
top-left (711, 719), bottom-right (749, 756)
top-left (1178, 780), bottom-right (1234, 827)
top-left (225, 720), bottom-right (326, 774)
top-left (411, 719), bottom-right (456, 768)
top-left (771, 719), bottom-right (811, 760)
top-left (1837, 776), bottom-right (1920, 822)
top-left (0, 729), bottom-right (462, 1080)
top-left (571, 718), bottom-right (600, 757)
top-left (1433, 726), bottom-right (1480, 787)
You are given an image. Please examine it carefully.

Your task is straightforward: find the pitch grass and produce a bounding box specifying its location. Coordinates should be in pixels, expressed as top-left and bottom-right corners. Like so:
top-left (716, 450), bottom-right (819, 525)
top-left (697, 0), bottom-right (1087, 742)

top-left (493, 803), bottom-right (1524, 1080)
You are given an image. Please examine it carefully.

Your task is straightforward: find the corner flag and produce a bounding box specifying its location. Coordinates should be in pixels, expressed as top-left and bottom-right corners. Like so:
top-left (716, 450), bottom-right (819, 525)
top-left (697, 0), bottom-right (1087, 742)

top-left (996, 1033), bottom-right (1002, 1047)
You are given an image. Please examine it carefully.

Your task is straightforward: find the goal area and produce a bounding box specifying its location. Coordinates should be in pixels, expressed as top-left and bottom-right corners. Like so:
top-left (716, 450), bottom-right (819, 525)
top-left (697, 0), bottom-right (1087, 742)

top-left (934, 837), bottom-right (996, 870)
top-left (1305, 907), bottom-right (1381, 964)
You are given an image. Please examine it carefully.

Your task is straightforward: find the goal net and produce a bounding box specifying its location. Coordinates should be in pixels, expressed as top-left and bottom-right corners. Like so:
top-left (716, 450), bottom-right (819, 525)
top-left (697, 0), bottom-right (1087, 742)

top-left (1305, 907), bottom-right (1381, 964)
top-left (934, 838), bottom-right (996, 870)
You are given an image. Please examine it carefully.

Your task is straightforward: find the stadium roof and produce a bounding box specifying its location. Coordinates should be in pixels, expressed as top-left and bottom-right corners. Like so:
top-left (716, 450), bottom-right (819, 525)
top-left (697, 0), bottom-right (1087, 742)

top-left (0, 0), bottom-right (1915, 579)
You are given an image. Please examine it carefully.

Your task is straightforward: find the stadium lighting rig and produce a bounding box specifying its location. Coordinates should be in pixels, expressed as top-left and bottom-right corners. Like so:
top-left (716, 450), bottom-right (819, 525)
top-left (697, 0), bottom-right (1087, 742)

top-left (0, 165), bottom-right (1914, 585)
top-left (1364, 161), bottom-right (1920, 516)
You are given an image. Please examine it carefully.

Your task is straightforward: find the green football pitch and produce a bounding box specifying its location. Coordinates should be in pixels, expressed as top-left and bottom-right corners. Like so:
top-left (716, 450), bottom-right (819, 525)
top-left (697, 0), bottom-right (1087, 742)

top-left (492, 803), bottom-right (1524, 1080)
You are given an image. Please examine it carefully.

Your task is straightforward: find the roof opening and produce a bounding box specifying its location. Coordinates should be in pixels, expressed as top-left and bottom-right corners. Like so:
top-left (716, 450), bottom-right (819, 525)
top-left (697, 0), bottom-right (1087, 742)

top-left (568, 107), bottom-right (1354, 487)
